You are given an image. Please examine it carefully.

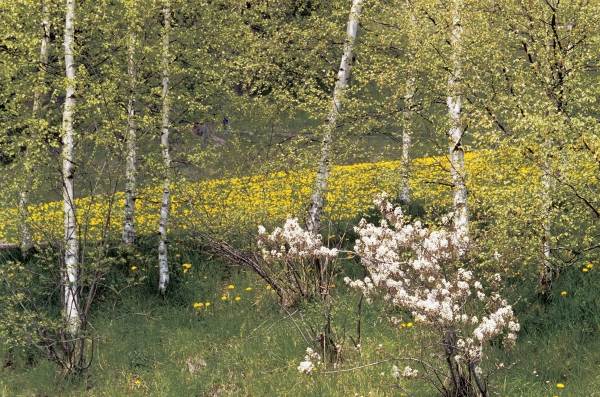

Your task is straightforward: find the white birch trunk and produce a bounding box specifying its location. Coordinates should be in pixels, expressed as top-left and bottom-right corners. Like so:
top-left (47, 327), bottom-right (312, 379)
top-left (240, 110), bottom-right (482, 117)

top-left (540, 158), bottom-right (553, 292)
top-left (158, 1), bottom-right (171, 294)
top-left (122, 27), bottom-right (137, 245)
top-left (399, 76), bottom-right (414, 204)
top-left (399, 0), bottom-right (416, 204)
top-left (19, 1), bottom-right (51, 253)
top-left (447, 0), bottom-right (469, 250)
top-left (61, 0), bottom-right (80, 335)
top-left (306, 0), bottom-right (363, 233)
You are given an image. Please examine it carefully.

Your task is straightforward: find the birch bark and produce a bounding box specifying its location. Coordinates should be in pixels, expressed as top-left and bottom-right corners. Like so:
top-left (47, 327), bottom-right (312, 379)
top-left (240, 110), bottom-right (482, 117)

top-left (158, 1), bottom-right (171, 294)
top-left (61, 0), bottom-right (80, 335)
top-left (399, 0), bottom-right (416, 204)
top-left (447, 0), bottom-right (469, 249)
top-left (19, 0), bottom-right (51, 253)
top-left (123, 22), bottom-right (137, 245)
top-left (306, 0), bottom-right (364, 233)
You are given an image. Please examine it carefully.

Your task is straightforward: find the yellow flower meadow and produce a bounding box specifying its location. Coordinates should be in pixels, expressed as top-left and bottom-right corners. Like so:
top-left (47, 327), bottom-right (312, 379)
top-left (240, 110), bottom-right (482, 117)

top-left (0, 153), bottom-right (478, 243)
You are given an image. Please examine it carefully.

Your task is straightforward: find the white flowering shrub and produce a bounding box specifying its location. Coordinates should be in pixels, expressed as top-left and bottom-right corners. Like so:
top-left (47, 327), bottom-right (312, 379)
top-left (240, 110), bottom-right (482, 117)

top-left (257, 218), bottom-right (343, 364)
top-left (297, 347), bottom-right (322, 374)
top-left (257, 218), bottom-right (339, 306)
top-left (347, 194), bottom-right (519, 397)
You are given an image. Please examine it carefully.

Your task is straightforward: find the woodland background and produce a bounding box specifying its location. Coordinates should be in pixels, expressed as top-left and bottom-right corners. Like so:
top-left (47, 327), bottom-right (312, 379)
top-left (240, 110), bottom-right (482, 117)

top-left (1, 0), bottom-right (600, 396)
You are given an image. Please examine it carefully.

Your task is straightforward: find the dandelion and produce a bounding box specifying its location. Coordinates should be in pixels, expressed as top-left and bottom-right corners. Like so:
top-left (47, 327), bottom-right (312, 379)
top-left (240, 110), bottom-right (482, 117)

top-left (245, 287), bottom-right (253, 292)
top-left (193, 302), bottom-right (204, 310)
top-left (205, 302), bottom-right (211, 307)
top-left (556, 383), bottom-right (565, 389)
top-left (234, 296), bottom-right (241, 302)
top-left (130, 265), bottom-right (138, 272)
top-left (582, 267), bottom-right (589, 273)
top-left (405, 322), bottom-right (414, 328)
top-left (221, 295), bottom-right (228, 301)
top-left (227, 284), bottom-right (235, 290)
top-left (586, 262), bottom-right (594, 269)
top-left (560, 291), bottom-right (568, 297)
top-left (182, 263), bottom-right (192, 273)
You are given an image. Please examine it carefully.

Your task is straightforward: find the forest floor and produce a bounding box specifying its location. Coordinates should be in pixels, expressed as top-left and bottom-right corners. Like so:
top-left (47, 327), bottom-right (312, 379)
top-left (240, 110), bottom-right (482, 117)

top-left (2, 252), bottom-right (600, 397)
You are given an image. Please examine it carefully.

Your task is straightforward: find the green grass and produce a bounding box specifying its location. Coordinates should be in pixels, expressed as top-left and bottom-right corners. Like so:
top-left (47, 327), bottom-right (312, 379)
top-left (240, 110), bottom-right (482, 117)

top-left (2, 254), bottom-right (600, 396)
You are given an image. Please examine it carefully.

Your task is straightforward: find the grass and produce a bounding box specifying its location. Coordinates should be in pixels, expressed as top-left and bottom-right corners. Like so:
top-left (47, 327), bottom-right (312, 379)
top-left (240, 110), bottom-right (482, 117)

top-left (2, 250), bottom-right (600, 397)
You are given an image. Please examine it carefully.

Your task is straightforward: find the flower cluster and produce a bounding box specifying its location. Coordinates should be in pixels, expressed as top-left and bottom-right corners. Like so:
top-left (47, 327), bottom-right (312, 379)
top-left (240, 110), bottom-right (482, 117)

top-left (391, 365), bottom-right (419, 379)
top-left (348, 193), bottom-right (518, 373)
top-left (297, 347), bottom-right (321, 374)
top-left (257, 218), bottom-right (338, 262)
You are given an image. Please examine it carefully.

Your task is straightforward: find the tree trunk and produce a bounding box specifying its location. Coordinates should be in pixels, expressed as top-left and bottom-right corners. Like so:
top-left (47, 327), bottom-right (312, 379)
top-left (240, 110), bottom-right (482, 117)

top-left (19, 0), bottom-right (51, 254)
top-left (538, 136), bottom-right (555, 297)
top-left (61, 0), bottom-right (80, 336)
top-left (447, 0), bottom-right (469, 250)
top-left (399, 1), bottom-right (416, 205)
top-left (158, 0), bottom-right (171, 294)
top-left (122, 24), bottom-right (137, 245)
top-left (306, 0), bottom-right (364, 233)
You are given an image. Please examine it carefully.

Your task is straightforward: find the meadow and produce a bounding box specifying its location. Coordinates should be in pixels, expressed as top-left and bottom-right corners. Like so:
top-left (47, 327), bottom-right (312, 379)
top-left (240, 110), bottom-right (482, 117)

top-left (2, 251), bottom-right (600, 397)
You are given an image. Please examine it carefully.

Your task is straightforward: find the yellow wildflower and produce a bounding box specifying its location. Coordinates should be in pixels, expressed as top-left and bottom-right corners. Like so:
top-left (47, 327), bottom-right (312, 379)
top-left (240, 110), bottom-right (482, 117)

top-left (205, 302), bottom-right (211, 307)
top-left (193, 302), bottom-right (204, 310)
top-left (234, 296), bottom-right (241, 302)
top-left (560, 291), bottom-right (568, 297)
top-left (182, 263), bottom-right (192, 273)
top-left (227, 284), bottom-right (235, 290)
top-left (586, 262), bottom-right (594, 269)
top-left (130, 265), bottom-right (138, 272)
top-left (582, 267), bottom-right (589, 273)
top-left (405, 322), bottom-right (414, 328)
top-left (245, 287), bottom-right (253, 292)
top-left (221, 295), bottom-right (228, 301)
top-left (556, 383), bottom-right (565, 389)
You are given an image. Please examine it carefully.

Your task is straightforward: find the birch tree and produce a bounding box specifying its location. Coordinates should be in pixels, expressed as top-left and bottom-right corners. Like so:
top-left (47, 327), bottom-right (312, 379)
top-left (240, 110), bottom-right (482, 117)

top-left (61, 0), bottom-right (80, 335)
top-left (447, 0), bottom-right (468, 249)
top-left (18, 0), bottom-right (51, 254)
top-left (122, 0), bottom-right (139, 245)
top-left (158, 0), bottom-right (172, 294)
top-left (399, 0), bottom-right (417, 205)
top-left (306, 0), bottom-right (364, 233)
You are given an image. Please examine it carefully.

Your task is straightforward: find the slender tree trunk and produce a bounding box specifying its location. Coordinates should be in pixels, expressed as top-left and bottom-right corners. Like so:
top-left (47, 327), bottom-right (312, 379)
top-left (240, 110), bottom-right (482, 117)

top-left (19, 0), bottom-right (51, 254)
top-left (539, 153), bottom-right (554, 296)
top-left (538, 17), bottom-right (564, 297)
top-left (158, 1), bottom-right (171, 294)
top-left (399, 76), bottom-right (414, 205)
top-left (61, 0), bottom-right (80, 335)
top-left (122, 26), bottom-right (137, 245)
top-left (447, 0), bottom-right (469, 249)
top-left (399, 1), bottom-right (416, 205)
top-left (306, 0), bottom-right (363, 233)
